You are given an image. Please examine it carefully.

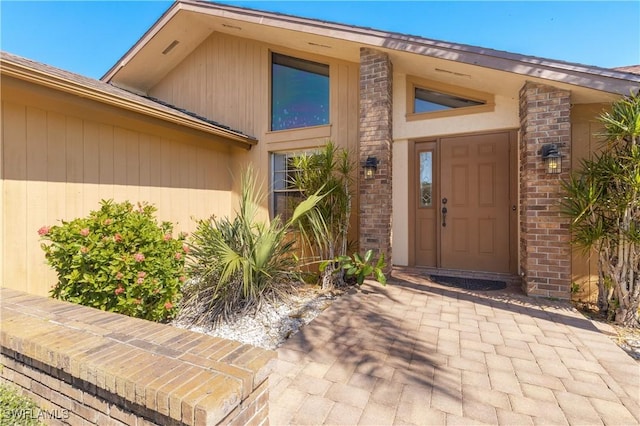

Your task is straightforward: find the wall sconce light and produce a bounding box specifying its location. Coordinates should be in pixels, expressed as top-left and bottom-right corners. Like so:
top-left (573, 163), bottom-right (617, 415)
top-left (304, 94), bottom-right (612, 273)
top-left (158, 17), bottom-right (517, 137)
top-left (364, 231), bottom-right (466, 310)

top-left (541, 144), bottom-right (562, 174)
top-left (363, 156), bottom-right (379, 180)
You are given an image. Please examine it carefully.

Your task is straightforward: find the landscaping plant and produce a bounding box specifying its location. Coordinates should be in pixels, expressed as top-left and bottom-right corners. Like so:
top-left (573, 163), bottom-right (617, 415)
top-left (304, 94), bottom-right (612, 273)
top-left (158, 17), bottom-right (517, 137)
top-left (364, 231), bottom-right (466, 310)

top-left (40, 200), bottom-right (186, 322)
top-left (181, 167), bottom-right (324, 324)
top-left (562, 92), bottom-right (640, 327)
top-left (321, 249), bottom-right (387, 286)
top-left (0, 383), bottom-right (44, 426)
top-left (289, 141), bottom-right (354, 288)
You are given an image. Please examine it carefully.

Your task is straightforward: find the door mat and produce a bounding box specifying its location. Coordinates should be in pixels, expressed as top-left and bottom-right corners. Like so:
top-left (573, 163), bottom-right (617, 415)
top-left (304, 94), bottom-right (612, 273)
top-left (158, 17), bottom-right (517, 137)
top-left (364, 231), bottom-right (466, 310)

top-left (429, 275), bottom-right (507, 291)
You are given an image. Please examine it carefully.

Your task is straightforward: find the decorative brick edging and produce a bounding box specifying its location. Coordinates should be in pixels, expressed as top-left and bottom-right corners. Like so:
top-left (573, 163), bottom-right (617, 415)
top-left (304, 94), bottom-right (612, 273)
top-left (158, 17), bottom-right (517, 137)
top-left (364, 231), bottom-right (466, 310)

top-left (0, 288), bottom-right (274, 425)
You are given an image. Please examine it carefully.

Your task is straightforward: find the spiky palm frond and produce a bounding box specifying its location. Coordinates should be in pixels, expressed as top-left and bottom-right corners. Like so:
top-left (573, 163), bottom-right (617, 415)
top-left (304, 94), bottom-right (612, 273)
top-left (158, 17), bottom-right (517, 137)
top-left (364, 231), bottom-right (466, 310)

top-left (563, 93), bottom-right (640, 327)
top-left (598, 91), bottom-right (640, 149)
top-left (181, 166), bottom-right (324, 324)
top-left (289, 141), bottom-right (354, 267)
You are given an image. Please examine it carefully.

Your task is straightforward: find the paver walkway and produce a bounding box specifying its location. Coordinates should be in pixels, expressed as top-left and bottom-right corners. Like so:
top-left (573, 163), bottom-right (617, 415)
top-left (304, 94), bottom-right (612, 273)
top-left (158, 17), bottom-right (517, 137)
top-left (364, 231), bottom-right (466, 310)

top-left (269, 268), bottom-right (640, 425)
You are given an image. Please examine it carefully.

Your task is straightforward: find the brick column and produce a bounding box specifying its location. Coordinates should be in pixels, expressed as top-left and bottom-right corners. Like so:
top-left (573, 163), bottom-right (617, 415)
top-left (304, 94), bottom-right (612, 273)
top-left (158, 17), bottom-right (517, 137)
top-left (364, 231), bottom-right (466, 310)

top-left (359, 48), bottom-right (393, 269)
top-left (519, 82), bottom-right (571, 299)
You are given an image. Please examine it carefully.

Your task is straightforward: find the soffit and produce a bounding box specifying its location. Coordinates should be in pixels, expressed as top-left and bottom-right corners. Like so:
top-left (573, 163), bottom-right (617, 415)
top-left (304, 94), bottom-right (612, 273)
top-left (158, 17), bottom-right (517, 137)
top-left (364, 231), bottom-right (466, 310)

top-left (105, 1), bottom-right (639, 103)
top-left (105, 9), bottom-right (215, 93)
top-left (390, 52), bottom-right (621, 104)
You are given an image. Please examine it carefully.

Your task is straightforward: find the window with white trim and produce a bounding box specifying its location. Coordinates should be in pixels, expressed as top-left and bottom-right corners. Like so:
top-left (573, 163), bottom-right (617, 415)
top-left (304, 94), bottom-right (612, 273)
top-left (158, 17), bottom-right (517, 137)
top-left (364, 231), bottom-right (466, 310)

top-left (271, 152), bottom-right (305, 220)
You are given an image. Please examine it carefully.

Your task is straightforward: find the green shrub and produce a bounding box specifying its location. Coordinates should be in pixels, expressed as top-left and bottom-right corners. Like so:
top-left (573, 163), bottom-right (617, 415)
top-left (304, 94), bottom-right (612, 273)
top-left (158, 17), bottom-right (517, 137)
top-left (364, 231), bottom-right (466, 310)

top-left (321, 249), bottom-right (387, 286)
top-left (0, 383), bottom-right (44, 426)
top-left (182, 167), bottom-right (324, 324)
top-left (40, 200), bottom-right (186, 322)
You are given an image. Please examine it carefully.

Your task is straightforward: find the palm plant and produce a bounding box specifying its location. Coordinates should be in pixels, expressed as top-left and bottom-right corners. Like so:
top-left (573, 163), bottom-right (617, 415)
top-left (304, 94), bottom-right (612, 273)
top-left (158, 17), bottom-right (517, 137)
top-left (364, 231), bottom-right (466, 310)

top-left (562, 92), bottom-right (640, 327)
top-left (289, 142), bottom-right (354, 289)
top-left (181, 167), bottom-right (324, 324)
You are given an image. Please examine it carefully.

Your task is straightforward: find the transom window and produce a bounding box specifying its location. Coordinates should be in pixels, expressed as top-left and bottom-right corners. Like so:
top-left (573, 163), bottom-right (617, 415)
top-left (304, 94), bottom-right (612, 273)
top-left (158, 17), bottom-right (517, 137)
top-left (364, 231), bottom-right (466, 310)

top-left (414, 87), bottom-right (485, 113)
top-left (406, 76), bottom-right (494, 120)
top-left (271, 53), bottom-right (329, 131)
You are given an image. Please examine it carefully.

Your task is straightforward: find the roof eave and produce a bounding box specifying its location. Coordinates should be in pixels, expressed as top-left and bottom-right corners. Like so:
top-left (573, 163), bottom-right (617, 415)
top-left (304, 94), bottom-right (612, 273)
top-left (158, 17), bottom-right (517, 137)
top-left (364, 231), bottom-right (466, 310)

top-left (2, 58), bottom-right (256, 149)
top-left (102, 1), bottom-right (184, 83)
top-left (105, 0), bottom-right (639, 96)
top-left (378, 36), bottom-right (640, 95)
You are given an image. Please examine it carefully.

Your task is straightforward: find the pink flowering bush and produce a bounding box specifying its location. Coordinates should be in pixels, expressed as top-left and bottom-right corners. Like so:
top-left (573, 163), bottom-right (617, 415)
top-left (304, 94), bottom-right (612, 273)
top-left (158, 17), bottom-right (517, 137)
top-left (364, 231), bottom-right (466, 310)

top-left (39, 200), bottom-right (187, 322)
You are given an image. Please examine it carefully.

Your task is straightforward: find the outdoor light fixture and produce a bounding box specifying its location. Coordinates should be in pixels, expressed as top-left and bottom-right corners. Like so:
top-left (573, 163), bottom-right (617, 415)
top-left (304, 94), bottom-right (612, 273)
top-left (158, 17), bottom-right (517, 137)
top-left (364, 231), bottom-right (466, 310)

top-left (541, 144), bottom-right (562, 174)
top-left (363, 156), bottom-right (378, 180)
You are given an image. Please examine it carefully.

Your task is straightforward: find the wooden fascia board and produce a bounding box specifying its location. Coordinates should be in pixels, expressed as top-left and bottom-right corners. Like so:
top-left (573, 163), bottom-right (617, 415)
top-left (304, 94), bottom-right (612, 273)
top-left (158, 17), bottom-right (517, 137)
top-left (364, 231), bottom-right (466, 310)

top-left (1, 60), bottom-right (256, 149)
top-left (101, 1), bottom-right (183, 82)
top-left (101, 1), bottom-right (638, 96)
top-left (177, 0), bottom-right (639, 95)
top-left (378, 39), bottom-right (640, 95)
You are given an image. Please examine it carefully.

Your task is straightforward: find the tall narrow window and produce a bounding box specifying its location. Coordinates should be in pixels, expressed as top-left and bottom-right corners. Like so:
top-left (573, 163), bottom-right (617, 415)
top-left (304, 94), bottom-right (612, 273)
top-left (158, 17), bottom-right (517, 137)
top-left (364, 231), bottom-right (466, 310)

top-left (271, 152), bottom-right (304, 220)
top-left (271, 53), bottom-right (329, 131)
top-left (419, 151), bottom-right (433, 207)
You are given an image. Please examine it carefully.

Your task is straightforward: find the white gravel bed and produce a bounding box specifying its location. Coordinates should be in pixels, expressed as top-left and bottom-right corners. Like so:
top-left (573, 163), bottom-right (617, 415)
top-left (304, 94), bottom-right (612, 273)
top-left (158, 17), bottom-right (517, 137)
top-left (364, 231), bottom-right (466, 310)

top-left (172, 287), bottom-right (339, 350)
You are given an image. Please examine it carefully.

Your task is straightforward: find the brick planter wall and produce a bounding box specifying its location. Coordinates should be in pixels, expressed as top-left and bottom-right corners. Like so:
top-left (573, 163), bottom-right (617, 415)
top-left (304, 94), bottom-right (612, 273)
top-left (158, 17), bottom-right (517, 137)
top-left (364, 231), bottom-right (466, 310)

top-left (358, 48), bottom-right (393, 269)
top-left (518, 82), bottom-right (572, 299)
top-left (0, 288), bottom-right (274, 426)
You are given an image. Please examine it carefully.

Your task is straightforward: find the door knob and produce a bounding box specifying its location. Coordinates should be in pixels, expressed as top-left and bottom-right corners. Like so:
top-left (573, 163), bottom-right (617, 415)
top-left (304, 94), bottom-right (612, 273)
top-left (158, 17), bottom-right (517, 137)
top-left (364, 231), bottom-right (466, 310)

top-left (442, 206), bottom-right (448, 227)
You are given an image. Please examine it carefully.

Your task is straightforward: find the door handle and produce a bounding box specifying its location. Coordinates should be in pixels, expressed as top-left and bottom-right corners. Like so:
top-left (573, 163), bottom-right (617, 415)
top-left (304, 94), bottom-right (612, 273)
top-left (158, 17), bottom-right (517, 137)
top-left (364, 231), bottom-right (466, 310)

top-left (442, 206), bottom-right (448, 227)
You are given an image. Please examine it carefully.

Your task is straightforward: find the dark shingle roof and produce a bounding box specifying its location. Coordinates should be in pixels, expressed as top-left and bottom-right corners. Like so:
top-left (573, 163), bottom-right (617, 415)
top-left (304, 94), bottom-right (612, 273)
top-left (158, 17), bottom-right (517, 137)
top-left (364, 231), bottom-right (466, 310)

top-left (141, 95), bottom-right (240, 133)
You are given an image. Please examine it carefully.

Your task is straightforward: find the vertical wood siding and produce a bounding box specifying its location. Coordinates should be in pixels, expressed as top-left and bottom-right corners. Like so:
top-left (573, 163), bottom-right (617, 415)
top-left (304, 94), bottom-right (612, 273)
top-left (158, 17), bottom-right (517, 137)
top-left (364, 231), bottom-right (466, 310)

top-left (147, 32), bottom-right (359, 152)
top-left (150, 33), bottom-right (360, 231)
top-left (151, 34), bottom-right (264, 137)
top-left (570, 103), bottom-right (608, 304)
top-left (1, 97), bottom-right (233, 296)
top-left (2, 33), bottom-right (360, 296)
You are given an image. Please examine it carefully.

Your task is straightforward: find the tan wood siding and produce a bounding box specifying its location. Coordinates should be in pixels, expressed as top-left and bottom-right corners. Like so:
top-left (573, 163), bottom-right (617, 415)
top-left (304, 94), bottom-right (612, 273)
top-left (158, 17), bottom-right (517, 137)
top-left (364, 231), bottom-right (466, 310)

top-left (150, 33), bottom-right (360, 233)
top-left (151, 33), bottom-right (265, 138)
top-left (149, 32), bottom-right (360, 144)
top-left (570, 103), bottom-right (609, 304)
top-left (1, 88), bottom-right (235, 296)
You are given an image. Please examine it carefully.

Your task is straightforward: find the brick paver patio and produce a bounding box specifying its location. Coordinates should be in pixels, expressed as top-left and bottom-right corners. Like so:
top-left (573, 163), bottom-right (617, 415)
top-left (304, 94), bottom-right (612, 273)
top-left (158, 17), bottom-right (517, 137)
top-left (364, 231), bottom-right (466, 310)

top-left (269, 268), bottom-right (640, 425)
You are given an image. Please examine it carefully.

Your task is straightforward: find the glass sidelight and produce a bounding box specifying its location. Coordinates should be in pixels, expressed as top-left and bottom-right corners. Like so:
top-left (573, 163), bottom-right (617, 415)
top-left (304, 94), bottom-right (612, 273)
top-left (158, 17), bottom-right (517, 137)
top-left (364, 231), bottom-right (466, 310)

top-left (414, 144), bottom-right (437, 266)
top-left (419, 151), bottom-right (433, 207)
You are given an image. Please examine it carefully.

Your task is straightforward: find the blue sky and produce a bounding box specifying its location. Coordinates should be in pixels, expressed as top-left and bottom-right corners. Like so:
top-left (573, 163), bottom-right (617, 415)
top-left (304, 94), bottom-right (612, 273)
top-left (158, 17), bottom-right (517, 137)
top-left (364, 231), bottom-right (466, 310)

top-left (1, 1), bottom-right (639, 80)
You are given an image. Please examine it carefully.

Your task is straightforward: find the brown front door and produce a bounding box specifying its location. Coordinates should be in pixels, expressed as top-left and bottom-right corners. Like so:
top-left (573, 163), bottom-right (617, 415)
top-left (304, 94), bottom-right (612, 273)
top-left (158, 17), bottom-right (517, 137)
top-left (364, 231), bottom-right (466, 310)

top-left (413, 131), bottom-right (513, 273)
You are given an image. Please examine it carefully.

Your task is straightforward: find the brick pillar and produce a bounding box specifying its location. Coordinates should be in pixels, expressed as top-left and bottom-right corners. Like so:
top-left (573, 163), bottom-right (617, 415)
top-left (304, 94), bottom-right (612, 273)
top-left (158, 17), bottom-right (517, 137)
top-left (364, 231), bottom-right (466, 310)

top-left (519, 82), bottom-right (572, 299)
top-left (359, 48), bottom-right (393, 269)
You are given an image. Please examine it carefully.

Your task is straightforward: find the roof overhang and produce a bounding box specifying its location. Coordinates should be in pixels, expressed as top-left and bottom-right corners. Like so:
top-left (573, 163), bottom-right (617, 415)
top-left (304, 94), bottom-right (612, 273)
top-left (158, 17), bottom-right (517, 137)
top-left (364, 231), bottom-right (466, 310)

top-left (2, 52), bottom-right (257, 150)
top-left (103, 0), bottom-right (640, 98)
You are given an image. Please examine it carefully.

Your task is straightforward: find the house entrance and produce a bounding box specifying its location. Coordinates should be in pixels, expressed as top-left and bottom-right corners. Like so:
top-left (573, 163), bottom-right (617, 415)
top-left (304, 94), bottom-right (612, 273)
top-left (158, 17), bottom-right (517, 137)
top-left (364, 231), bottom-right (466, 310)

top-left (412, 131), bottom-right (517, 273)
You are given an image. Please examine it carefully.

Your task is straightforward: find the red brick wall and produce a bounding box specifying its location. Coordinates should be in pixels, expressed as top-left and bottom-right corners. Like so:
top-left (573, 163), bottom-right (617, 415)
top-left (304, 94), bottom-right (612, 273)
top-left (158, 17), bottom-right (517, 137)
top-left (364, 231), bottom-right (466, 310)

top-left (358, 48), bottom-right (393, 268)
top-left (518, 82), bottom-right (572, 299)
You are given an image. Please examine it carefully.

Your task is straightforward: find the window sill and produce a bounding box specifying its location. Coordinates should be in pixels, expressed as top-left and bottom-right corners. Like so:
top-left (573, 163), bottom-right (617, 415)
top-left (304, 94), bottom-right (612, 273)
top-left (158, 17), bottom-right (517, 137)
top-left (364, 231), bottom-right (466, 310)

top-left (264, 124), bottom-right (332, 144)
